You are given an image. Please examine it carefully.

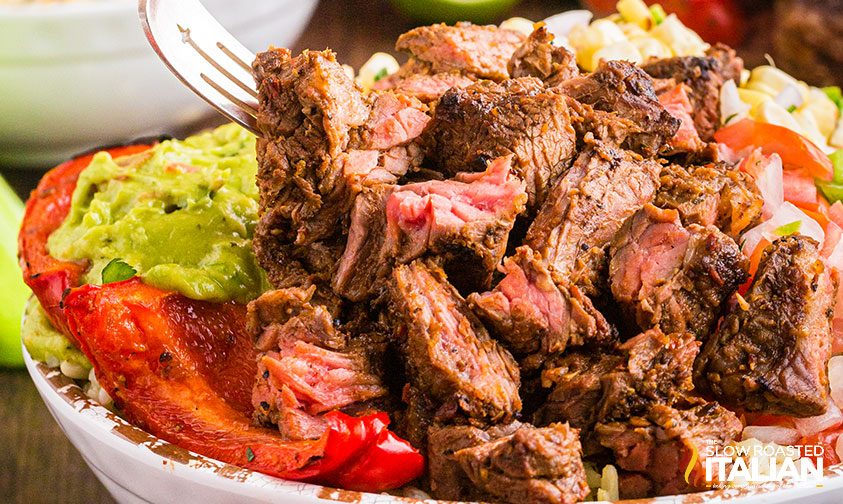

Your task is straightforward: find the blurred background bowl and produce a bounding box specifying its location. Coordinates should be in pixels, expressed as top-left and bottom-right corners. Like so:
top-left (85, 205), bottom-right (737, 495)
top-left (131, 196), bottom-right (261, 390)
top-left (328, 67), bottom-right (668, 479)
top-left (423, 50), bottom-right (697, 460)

top-left (0, 0), bottom-right (318, 168)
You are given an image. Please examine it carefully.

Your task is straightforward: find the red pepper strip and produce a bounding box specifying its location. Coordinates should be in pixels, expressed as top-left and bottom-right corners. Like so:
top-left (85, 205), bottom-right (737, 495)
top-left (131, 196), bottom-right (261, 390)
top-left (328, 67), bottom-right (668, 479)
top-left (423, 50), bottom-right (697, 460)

top-left (715, 119), bottom-right (833, 181)
top-left (18, 144), bottom-right (153, 342)
top-left (63, 278), bottom-right (328, 476)
top-left (292, 411), bottom-right (425, 491)
top-left (63, 278), bottom-right (424, 491)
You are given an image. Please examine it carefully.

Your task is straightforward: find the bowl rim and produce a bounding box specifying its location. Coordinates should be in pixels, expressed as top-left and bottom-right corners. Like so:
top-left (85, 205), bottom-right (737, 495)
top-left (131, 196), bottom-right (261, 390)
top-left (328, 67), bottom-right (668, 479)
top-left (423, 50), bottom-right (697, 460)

top-left (22, 342), bottom-right (843, 504)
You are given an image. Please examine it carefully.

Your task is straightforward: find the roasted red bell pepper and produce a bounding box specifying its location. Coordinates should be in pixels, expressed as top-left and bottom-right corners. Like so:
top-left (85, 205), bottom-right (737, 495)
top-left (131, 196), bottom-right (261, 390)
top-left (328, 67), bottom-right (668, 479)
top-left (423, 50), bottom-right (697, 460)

top-left (63, 279), bottom-right (423, 491)
top-left (18, 144), bottom-right (153, 342)
top-left (23, 147), bottom-right (424, 492)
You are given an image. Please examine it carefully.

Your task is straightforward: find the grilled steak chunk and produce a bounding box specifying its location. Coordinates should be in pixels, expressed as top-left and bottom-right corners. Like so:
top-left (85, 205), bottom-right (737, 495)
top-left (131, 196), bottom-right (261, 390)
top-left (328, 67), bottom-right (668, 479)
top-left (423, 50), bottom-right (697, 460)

top-left (558, 60), bottom-right (680, 156)
top-left (373, 59), bottom-right (475, 102)
top-left (396, 22), bottom-right (526, 81)
top-left (423, 78), bottom-right (576, 209)
top-left (534, 351), bottom-right (624, 430)
top-left (253, 48), bottom-right (369, 246)
top-left (595, 402), bottom-right (742, 497)
top-left (429, 422), bottom-right (590, 504)
top-left (609, 204), bottom-right (748, 339)
top-left (565, 97), bottom-right (643, 151)
top-left (334, 156), bottom-right (527, 300)
top-left (642, 47), bottom-right (744, 141)
top-left (468, 246), bottom-right (614, 358)
top-left (508, 26), bottom-right (579, 86)
top-left (525, 139), bottom-right (661, 294)
top-left (695, 235), bottom-right (838, 417)
top-left (656, 83), bottom-right (705, 155)
top-left (537, 329), bottom-right (698, 431)
top-left (389, 260), bottom-right (522, 426)
top-left (249, 288), bottom-right (388, 440)
top-left (654, 162), bottom-right (763, 239)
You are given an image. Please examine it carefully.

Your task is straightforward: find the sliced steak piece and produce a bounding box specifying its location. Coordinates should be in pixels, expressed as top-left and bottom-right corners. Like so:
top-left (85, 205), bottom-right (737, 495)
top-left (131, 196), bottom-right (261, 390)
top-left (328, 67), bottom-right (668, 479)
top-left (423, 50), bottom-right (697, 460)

top-left (656, 84), bottom-right (705, 155)
top-left (396, 22), bottom-right (526, 81)
top-left (525, 139), bottom-right (661, 294)
top-left (534, 351), bottom-right (624, 430)
top-left (354, 91), bottom-right (430, 151)
top-left (595, 402), bottom-right (742, 496)
top-left (695, 235), bottom-right (838, 417)
top-left (389, 260), bottom-right (522, 426)
top-left (642, 47), bottom-right (744, 141)
top-left (468, 246), bottom-right (614, 358)
top-left (537, 329), bottom-right (698, 432)
top-left (423, 78), bottom-right (576, 209)
top-left (332, 184), bottom-right (394, 301)
top-left (508, 26), bottom-right (579, 86)
top-left (654, 162), bottom-right (763, 239)
top-left (429, 423), bottom-right (590, 504)
top-left (248, 288), bottom-right (388, 440)
top-left (558, 60), bottom-right (680, 156)
top-left (253, 48), bottom-right (369, 246)
top-left (428, 422), bottom-right (523, 500)
top-left (373, 59), bottom-right (475, 103)
top-left (565, 97), bottom-right (642, 151)
top-left (598, 330), bottom-right (699, 423)
top-left (342, 92), bottom-right (430, 187)
top-left (334, 155), bottom-right (527, 300)
top-left (609, 204), bottom-right (748, 339)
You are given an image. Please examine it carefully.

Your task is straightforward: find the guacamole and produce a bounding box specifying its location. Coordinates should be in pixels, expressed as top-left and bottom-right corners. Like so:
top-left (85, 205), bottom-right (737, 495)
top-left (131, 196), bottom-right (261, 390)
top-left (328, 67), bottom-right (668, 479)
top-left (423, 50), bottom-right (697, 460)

top-left (22, 298), bottom-right (90, 370)
top-left (47, 124), bottom-right (269, 304)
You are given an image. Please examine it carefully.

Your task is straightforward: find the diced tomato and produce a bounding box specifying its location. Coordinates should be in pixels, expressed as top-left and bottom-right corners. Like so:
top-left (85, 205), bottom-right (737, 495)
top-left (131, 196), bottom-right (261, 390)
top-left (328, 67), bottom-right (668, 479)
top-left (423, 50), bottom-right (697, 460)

top-left (783, 171), bottom-right (819, 208)
top-left (829, 201), bottom-right (843, 229)
top-left (743, 412), bottom-right (796, 429)
top-left (798, 427), bottom-right (843, 467)
top-left (823, 222), bottom-right (843, 258)
top-left (715, 119), bottom-right (834, 181)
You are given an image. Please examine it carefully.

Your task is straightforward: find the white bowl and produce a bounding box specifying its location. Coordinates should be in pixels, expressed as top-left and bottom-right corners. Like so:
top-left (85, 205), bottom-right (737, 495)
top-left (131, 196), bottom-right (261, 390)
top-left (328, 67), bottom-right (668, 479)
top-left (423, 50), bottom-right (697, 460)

top-left (23, 344), bottom-right (843, 504)
top-left (0, 0), bottom-right (317, 168)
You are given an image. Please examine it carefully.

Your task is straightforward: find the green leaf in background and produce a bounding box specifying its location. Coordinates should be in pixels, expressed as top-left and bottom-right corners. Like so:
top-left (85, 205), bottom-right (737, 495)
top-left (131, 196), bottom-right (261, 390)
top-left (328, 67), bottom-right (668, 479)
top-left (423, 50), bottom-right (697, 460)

top-left (390, 0), bottom-right (521, 24)
top-left (773, 220), bottom-right (802, 237)
top-left (0, 173), bottom-right (30, 368)
top-left (101, 258), bottom-right (137, 284)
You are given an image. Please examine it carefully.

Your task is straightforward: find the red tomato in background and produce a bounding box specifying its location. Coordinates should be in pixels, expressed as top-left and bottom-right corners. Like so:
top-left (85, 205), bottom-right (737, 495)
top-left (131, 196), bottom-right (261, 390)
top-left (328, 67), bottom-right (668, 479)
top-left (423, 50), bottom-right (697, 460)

top-left (581, 0), bottom-right (748, 47)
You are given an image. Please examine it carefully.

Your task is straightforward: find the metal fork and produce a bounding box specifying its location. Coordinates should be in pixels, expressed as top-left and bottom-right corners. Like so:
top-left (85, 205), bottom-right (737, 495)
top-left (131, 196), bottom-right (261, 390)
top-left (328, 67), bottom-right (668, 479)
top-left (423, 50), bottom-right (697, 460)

top-left (139, 0), bottom-right (260, 134)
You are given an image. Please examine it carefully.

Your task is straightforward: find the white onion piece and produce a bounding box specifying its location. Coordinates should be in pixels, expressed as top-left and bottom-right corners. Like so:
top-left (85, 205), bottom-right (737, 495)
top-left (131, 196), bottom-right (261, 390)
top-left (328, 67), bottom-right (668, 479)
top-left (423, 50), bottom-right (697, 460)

top-left (755, 153), bottom-right (784, 219)
top-left (825, 223), bottom-right (843, 273)
top-left (720, 80), bottom-right (750, 125)
top-left (829, 356), bottom-right (843, 409)
top-left (793, 399), bottom-right (843, 437)
top-left (543, 10), bottom-right (593, 40)
top-left (742, 426), bottom-right (801, 445)
top-left (773, 83), bottom-right (805, 111)
top-left (837, 433), bottom-right (843, 462)
top-left (740, 202), bottom-right (825, 256)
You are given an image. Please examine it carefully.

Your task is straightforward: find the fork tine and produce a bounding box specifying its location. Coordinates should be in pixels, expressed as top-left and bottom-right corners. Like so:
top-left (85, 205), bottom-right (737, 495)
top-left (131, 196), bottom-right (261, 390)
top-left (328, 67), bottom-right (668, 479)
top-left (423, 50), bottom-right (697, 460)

top-left (139, 0), bottom-right (260, 134)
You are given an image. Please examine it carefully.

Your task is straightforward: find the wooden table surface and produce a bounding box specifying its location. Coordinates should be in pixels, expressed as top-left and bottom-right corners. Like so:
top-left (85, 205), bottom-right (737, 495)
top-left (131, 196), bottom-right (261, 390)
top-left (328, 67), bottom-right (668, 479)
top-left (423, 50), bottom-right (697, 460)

top-left (0, 0), bottom-right (773, 502)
